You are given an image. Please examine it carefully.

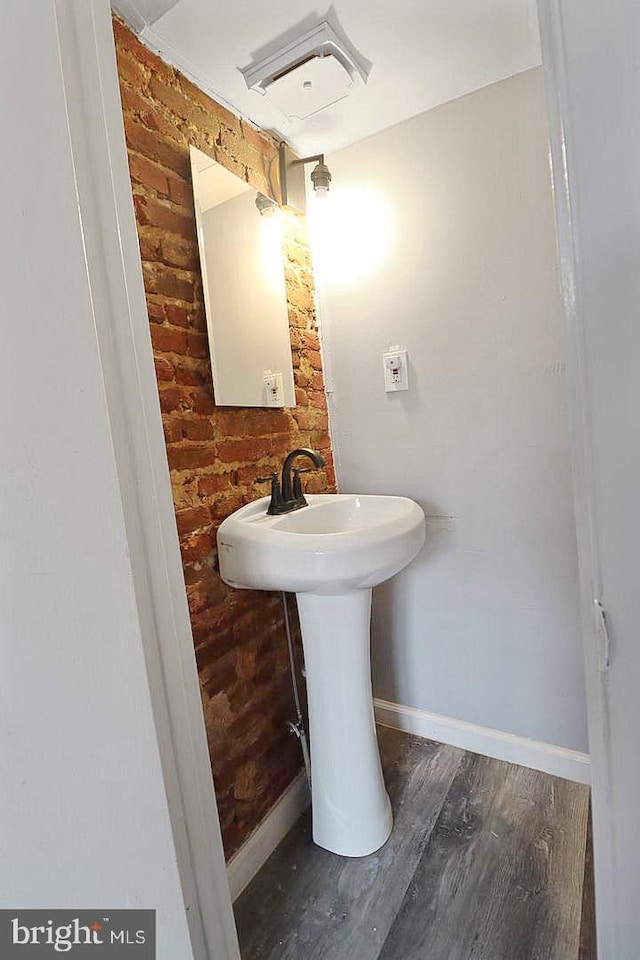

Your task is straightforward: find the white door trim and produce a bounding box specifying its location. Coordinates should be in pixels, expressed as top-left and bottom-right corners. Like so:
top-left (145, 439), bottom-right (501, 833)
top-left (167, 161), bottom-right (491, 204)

top-left (537, 2), bottom-right (638, 955)
top-left (54, 2), bottom-right (239, 958)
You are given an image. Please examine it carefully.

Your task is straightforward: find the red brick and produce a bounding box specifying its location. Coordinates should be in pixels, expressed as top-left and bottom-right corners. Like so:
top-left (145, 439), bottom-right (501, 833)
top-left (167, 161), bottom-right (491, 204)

top-left (125, 120), bottom-right (190, 178)
top-left (129, 153), bottom-right (169, 197)
top-left (191, 607), bottom-right (232, 651)
top-left (138, 231), bottom-right (161, 262)
top-left (240, 119), bottom-right (275, 153)
top-left (188, 306), bottom-right (207, 332)
top-left (134, 195), bottom-right (196, 242)
top-left (197, 473), bottom-right (233, 497)
top-left (163, 419), bottom-right (182, 444)
top-left (177, 73), bottom-right (243, 137)
top-left (266, 432), bottom-right (300, 458)
top-left (245, 409), bottom-right (292, 436)
top-left (193, 392), bottom-right (215, 415)
top-left (154, 356), bottom-right (174, 382)
top-left (182, 561), bottom-right (210, 587)
top-left (150, 324), bottom-right (188, 355)
top-left (113, 18), bottom-right (174, 79)
top-left (216, 438), bottom-right (272, 464)
top-left (214, 410), bottom-right (247, 436)
top-left (158, 386), bottom-right (185, 413)
top-left (206, 497), bottom-right (243, 528)
top-left (187, 331), bottom-right (210, 359)
top-left (146, 297), bottom-right (165, 323)
top-left (179, 532), bottom-right (214, 563)
top-left (167, 175), bottom-right (194, 208)
top-left (175, 505), bottom-right (211, 536)
top-left (309, 390), bottom-right (327, 410)
top-left (286, 283), bottom-right (314, 312)
top-left (236, 464), bottom-right (273, 487)
top-left (115, 47), bottom-right (147, 91)
top-left (307, 350), bottom-right (323, 371)
top-left (148, 74), bottom-right (209, 130)
top-left (168, 444), bottom-right (216, 471)
top-left (187, 574), bottom-right (227, 616)
top-left (143, 263), bottom-right (195, 302)
top-left (175, 362), bottom-right (205, 387)
top-left (164, 303), bottom-right (189, 327)
top-left (181, 418), bottom-right (215, 441)
top-left (294, 367), bottom-right (312, 388)
top-left (159, 236), bottom-right (199, 271)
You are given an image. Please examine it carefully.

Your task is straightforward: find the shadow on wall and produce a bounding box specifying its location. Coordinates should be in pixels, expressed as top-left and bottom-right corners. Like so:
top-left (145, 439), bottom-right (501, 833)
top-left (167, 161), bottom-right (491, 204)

top-left (372, 506), bottom-right (456, 706)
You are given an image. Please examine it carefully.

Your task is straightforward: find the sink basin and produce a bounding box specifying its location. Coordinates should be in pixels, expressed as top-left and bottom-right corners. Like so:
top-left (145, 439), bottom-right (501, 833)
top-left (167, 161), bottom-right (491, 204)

top-left (217, 492), bottom-right (425, 858)
top-left (217, 493), bottom-right (425, 595)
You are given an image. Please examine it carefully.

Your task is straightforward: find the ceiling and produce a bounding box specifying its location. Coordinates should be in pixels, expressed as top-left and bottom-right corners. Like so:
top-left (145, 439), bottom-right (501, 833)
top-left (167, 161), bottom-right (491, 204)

top-left (112, 0), bottom-right (541, 157)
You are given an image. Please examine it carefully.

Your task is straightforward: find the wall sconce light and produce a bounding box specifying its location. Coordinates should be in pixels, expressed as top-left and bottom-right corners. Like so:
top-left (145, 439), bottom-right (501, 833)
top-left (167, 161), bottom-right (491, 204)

top-left (308, 157), bottom-right (332, 195)
top-left (255, 192), bottom-right (278, 217)
top-left (278, 143), bottom-right (332, 215)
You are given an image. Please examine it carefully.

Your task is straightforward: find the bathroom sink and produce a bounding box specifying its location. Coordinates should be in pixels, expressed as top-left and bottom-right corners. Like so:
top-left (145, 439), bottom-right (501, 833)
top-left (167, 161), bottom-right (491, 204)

top-left (217, 493), bottom-right (425, 595)
top-left (217, 491), bottom-right (425, 858)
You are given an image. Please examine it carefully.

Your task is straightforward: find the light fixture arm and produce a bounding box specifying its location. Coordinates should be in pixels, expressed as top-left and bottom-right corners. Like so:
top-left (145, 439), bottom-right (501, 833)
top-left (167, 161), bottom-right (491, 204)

top-left (292, 153), bottom-right (326, 167)
top-left (279, 144), bottom-right (332, 214)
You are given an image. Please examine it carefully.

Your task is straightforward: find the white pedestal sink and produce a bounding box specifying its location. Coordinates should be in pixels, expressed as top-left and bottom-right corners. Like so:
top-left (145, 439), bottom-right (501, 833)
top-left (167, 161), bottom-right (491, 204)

top-left (217, 494), bottom-right (425, 856)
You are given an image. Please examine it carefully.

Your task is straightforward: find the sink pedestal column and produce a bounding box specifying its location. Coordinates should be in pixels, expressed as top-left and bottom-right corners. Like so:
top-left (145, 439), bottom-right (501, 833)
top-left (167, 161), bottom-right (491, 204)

top-left (295, 588), bottom-right (392, 857)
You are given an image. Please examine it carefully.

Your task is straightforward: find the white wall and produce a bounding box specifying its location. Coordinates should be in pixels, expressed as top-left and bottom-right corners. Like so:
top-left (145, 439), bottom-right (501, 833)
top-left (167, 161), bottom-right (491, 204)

top-left (539, 0), bottom-right (640, 952)
top-left (0, 4), bottom-right (194, 954)
top-left (318, 68), bottom-right (587, 751)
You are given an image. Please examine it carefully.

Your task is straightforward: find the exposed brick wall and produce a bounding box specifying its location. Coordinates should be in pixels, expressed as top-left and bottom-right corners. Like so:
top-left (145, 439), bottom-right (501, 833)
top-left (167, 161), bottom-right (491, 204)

top-left (112, 17), bottom-right (335, 859)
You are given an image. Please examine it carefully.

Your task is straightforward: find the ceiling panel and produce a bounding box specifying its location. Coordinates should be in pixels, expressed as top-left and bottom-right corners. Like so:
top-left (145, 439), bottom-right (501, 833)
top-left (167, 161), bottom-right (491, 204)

top-left (116, 0), bottom-right (541, 156)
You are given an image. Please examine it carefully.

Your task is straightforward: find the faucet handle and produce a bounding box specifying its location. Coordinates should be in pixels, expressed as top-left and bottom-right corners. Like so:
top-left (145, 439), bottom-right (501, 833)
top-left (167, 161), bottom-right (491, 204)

top-left (292, 467), bottom-right (313, 502)
top-left (256, 473), bottom-right (286, 515)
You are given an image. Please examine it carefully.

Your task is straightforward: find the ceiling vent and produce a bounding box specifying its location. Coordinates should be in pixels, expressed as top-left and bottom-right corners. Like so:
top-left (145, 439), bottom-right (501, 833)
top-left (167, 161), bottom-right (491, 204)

top-left (240, 21), bottom-right (371, 121)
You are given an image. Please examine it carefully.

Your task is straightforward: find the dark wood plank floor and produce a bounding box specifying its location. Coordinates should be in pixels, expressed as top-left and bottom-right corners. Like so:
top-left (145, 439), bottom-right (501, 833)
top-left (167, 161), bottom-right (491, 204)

top-left (234, 727), bottom-right (594, 960)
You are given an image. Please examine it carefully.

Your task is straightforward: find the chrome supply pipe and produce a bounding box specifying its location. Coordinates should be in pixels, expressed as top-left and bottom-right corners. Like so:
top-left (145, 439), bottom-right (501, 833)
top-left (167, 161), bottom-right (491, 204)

top-left (282, 591), bottom-right (311, 788)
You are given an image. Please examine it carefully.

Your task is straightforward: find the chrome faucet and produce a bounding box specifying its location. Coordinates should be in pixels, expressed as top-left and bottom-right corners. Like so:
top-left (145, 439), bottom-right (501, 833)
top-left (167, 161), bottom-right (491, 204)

top-left (257, 447), bottom-right (326, 515)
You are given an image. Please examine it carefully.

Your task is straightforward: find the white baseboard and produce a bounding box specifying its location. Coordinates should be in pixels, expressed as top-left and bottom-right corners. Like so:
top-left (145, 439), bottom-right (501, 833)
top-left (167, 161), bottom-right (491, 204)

top-left (374, 698), bottom-right (591, 785)
top-left (226, 770), bottom-right (310, 902)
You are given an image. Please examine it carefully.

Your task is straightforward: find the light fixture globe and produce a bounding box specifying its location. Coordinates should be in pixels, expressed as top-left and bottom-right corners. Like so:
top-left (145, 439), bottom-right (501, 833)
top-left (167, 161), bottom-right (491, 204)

top-left (310, 160), bottom-right (332, 194)
top-left (279, 144), bottom-right (333, 212)
top-left (255, 192), bottom-right (278, 216)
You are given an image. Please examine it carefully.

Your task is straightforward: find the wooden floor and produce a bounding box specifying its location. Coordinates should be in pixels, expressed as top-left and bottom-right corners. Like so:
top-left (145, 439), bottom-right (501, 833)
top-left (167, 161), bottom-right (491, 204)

top-left (235, 727), bottom-right (595, 960)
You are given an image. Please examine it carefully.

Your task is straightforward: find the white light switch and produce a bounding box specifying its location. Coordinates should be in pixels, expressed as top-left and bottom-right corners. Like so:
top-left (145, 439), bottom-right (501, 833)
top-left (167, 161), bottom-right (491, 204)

top-left (383, 348), bottom-right (409, 392)
top-left (263, 370), bottom-right (284, 406)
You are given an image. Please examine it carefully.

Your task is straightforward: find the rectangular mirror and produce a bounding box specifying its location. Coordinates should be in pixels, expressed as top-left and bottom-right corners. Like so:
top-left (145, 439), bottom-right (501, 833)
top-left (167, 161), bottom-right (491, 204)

top-left (190, 145), bottom-right (296, 407)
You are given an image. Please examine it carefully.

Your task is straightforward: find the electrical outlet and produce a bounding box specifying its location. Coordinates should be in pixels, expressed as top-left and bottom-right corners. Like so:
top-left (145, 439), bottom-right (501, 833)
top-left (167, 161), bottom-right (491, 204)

top-left (383, 348), bottom-right (408, 391)
top-left (263, 370), bottom-right (284, 406)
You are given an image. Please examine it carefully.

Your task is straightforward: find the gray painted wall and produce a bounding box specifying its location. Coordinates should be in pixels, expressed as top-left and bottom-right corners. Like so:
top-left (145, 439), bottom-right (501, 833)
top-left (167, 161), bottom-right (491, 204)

top-left (0, 5), bottom-right (195, 953)
top-left (319, 68), bottom-right (587, 751)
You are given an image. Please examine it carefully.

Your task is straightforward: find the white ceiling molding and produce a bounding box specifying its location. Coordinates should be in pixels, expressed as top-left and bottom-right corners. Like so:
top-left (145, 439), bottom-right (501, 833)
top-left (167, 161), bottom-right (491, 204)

top-left (111, 0), bottom-right (184, 31)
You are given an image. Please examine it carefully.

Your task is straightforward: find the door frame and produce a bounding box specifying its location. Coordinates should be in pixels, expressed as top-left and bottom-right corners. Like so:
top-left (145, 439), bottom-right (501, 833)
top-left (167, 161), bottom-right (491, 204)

top-left (538, 0), bottom-right (640, 955)
top-left (54, 2), bottom-right (239, 958)
top-left (59, 0), bottom-right (635, 956)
